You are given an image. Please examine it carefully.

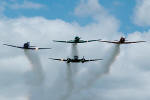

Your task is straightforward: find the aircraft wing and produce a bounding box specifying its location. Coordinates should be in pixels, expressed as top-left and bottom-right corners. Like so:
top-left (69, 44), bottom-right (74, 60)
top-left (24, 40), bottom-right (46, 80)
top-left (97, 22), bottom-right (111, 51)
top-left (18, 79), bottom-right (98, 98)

top-left (86, 39), bottom-right (101, 42)
top-left (3, 44), bottom-right (23, 48)
top-left (123, 41), bottom-right (146, 44)
top-left (3, 44), bottom-right (51, 50)
top-left (34, 47), bottom-right (51, 50)
top-left (84, 59), bottom-right (103, 62)
top-left (53, 40), bottom-right (69, 43)
top-left (100, 41), bottom-right (119, 44)
top-left (49, 58), bottom-right (67, 61)
top-left (24, 47), bottom-right (51, 50)
top-left (53, 40), bottom-right (78, 43)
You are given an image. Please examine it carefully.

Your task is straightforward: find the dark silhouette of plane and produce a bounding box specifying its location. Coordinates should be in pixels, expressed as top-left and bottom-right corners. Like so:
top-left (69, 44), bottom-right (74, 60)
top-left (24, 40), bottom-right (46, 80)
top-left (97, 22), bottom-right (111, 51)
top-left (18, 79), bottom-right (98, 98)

top-left (3, 42), bottom-right (51, 50)
top-left (100, 37), bottom-right (146, 44)
top-left (49, 56), bottom-right (102, 63)
top-left (53, 36), bottom-right (101, 43)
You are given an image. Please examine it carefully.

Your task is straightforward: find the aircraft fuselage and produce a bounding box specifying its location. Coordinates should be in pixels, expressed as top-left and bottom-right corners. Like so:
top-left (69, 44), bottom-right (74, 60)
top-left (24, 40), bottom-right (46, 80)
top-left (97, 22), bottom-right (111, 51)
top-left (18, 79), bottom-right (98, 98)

top-left (119, 37), bottom-right (125, 43)
top-left (66, 56), bottom-right (85, 63)
top-left (67, 59), bottom-right (85, 63)
top-left (74, 36), bottom-right (80, 43)
top-left (23, 42), bottom-right (30, 49)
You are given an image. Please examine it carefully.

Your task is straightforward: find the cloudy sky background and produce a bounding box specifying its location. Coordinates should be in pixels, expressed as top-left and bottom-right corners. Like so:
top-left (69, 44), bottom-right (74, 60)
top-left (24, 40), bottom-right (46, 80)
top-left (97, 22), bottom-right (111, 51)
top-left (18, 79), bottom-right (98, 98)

top-left (0, 0), bottom-right (150, 100)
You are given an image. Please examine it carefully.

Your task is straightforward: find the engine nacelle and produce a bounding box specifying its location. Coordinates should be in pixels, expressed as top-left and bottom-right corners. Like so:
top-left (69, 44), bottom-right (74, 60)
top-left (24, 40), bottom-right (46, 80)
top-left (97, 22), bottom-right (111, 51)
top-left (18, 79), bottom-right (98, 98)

top-left (67, 61), bottom-right (70, 63)
top-left (81, 59), bottom-right (85, 63)
top-left (67, 58), bottom-right (71, 63)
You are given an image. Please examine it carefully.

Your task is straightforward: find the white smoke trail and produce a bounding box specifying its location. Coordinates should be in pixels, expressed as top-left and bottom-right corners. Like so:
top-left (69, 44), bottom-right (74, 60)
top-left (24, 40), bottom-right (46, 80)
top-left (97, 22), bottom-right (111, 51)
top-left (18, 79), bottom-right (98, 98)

top-left (100, 44), bottom-right (120, 75)
top-left (66, 63), bottom-right (74, 92)
top-left (77, 44), bottom-right (120, 90)
top-left (71, 43), bottom-right (78, 74)
top-left (71, 43), bottom-right (78, 57)
top-left (24, 50), bottom-right (45, 100)
top-left (61, 43), bottom-right (79, 100)
top-left (61, 63), bottom-right (74, 100)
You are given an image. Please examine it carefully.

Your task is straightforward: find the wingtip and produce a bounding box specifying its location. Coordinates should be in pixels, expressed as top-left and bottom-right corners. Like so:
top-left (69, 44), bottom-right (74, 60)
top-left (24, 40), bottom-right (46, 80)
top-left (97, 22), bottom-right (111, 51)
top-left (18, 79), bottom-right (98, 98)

top-left (3, 44), bottom-right (9, 46)
top-left (53, 40), bottom-right (57, 42)
top-left (43, 48), bottom-right (52, 49)
top-left (138, 41), bottom-right (146, 43)
top-left (98, 59), bottom-right (103, 60)
top-left (46, 47), bottom-right (52, 49)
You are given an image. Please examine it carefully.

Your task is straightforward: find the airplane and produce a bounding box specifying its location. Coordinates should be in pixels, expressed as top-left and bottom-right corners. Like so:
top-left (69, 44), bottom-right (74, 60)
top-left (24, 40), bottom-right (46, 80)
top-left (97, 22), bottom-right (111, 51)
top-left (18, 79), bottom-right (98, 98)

top-left (3, 42), bottom-right (51, 50)
top-left (53, 36), bottom-right (101, 43)
top-left (49, 56), bottom-right (103, 63)
top-left (100, 37), bottom-right (146, 44)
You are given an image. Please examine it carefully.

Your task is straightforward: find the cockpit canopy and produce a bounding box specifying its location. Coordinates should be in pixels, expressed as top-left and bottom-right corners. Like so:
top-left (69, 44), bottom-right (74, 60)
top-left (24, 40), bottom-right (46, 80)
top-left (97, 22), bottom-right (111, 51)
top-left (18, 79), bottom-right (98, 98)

top-left (74, 56), bottom-right (79, 60)
top-left (75, 36), bottom-right (80, 41)
top-left (24, 42), bottom-right (30, 48)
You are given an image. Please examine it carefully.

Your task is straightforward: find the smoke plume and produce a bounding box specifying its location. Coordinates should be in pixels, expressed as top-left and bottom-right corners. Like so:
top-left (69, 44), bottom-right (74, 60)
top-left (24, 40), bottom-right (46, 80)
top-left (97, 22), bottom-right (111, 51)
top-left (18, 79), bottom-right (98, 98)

top-left (24, 50), bottom-right (45, 100)
top-left (71, 43), bottom-right (78, 57)
top-left (100, 44), bottom-right (120, 75)
top-left (61, 63), bottom-right (74, 100)
top-left (61, 43), bottom-right (79, 100)
top-left (71, 43), bottom-right (79, 73)
top-left (77, 44), bottom-right (120, 90)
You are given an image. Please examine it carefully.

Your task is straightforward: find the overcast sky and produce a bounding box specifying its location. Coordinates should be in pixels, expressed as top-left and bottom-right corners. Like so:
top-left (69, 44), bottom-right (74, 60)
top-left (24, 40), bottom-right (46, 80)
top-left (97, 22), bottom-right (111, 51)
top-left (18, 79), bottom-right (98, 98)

top-left (0, 0), bottom-right (150, 100)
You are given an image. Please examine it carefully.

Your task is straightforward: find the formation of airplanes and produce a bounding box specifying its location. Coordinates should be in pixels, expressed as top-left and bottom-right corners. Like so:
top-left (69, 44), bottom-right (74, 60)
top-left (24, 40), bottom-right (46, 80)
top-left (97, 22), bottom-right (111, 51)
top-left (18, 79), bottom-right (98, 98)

top-left (3, 36), bottom-right (146, 63)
